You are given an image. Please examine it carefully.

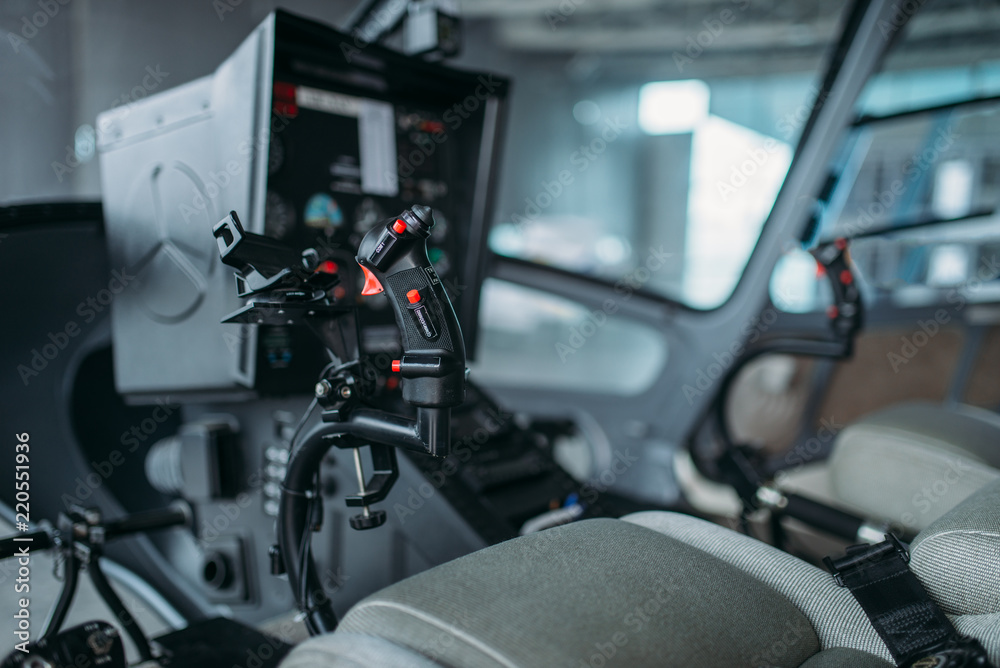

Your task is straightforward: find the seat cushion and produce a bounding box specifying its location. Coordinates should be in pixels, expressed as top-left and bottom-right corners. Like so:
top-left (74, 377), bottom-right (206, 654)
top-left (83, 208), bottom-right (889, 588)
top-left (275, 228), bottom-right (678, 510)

top-left (283, 518), bottom-right (821, 668)
top-left (623, 511), bottom-right (892, 663)
top-left (828, 402), bottom-right (1000, 531)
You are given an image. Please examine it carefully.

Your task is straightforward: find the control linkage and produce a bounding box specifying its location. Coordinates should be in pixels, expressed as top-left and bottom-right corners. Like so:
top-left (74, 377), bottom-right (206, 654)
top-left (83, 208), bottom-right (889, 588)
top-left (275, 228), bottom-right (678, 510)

top-left (214, 205), bottom-right (467, 633)
top-left (0, 505), bottom-right (189, 666)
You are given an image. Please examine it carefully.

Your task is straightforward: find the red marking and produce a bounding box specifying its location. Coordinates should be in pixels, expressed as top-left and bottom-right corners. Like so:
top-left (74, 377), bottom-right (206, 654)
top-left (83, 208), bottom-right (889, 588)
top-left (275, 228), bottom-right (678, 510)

top-left (835, 238), bottom-right (847, 250)
top-left (840, 270), bottom-right (853, 285)
top-left (827, 305), bottom-right (839, 319)
top-left (815, 261), bottom-right (826, 278)
top-left (391, 360), bottom-right (401, 373)
top-left (317, 260), bottom-right (339, 274)
top-left (272, 100), bottom-right (298, 118)
top-left (407, 289), bottom-right (421, 304)
top-left (392, 219), bottom-right (407, 234)
top-left (273, 81), bottom-right (296, 100)
top-left (386, 376), bottom-right (399, 390)
top-left (360, 265), bottom-right (384, 296)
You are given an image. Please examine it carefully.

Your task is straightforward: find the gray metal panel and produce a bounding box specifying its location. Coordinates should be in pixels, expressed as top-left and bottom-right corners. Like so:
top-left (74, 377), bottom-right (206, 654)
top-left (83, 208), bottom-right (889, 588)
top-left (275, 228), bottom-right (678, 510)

top-left (97, 19), bottom-right (274, 400)
top-left (178, 398), bottom-right (487, 624)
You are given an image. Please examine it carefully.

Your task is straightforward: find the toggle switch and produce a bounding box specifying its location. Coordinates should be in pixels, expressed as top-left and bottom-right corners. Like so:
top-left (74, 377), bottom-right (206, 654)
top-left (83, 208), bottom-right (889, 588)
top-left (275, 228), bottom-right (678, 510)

top-left (405, 288), bottom-right (438, 340)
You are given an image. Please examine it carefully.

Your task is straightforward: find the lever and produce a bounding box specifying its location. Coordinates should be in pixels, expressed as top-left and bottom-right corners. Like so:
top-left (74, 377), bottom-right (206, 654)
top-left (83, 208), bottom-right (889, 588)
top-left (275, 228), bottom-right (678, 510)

top-left (356, 205), bottom-right (466, 409)
top-left (211, 207), bottom-right (468, 634)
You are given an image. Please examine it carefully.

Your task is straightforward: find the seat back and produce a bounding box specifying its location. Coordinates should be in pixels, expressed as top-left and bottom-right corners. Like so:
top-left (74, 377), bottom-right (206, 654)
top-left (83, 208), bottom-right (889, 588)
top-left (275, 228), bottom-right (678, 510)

top-left (910, 477), bottom-right (1000, 660)
top-left (829, 402), bottom-right (1000, 531)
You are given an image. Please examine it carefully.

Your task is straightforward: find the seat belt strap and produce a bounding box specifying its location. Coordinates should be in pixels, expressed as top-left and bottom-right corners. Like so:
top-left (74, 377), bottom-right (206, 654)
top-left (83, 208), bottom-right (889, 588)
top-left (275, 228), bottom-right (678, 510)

top-left (824, 534), bottom-right (994, 668)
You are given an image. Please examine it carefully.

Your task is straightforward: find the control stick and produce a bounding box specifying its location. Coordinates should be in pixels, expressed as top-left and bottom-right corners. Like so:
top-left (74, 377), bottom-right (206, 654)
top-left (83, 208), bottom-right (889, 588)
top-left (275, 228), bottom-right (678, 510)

top-left (213, 206), bottom-right (467, 635)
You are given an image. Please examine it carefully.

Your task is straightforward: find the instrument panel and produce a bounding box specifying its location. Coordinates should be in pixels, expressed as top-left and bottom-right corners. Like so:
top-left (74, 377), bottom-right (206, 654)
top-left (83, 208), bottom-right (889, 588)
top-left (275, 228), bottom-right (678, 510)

top-left (258, 81), bottom-right (478, 373)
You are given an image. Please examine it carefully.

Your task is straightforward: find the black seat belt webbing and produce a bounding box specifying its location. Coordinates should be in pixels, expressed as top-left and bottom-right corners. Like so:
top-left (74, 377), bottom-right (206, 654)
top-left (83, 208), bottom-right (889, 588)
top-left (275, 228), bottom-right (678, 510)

top-left (824, 534), bottom-right (994, 668)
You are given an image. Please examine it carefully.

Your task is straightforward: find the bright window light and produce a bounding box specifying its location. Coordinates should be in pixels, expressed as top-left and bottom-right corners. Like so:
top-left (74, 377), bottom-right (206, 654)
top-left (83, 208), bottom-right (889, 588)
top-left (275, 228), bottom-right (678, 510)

top-left (932, 159), bottom-right (974, 220)
top-left (684, 115), bottom-right (792, 307)
top-left (927, 244), bottom-right (969, 287)
top-left (638, 80), bottom-right (710, 135)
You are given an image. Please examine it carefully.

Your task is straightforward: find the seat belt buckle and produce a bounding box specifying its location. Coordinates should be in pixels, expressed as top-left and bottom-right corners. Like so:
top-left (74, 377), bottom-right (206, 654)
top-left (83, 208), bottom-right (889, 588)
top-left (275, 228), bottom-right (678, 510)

top-left (823, 557), bottom-right (848, 587)
top-left (823, 533), bottom-right (909, 587)
top-left (904, 635), bottom-right (994, 668)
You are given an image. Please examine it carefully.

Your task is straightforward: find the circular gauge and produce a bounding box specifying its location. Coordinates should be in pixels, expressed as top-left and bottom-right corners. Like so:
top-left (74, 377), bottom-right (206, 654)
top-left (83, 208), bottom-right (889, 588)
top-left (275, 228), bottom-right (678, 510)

top-left (304, 193), bottom-right (344, 232)
top-left (354, 197), bottom-right (385, 233)
top-left (428, 247), bottom-right (451, 276)
top-left (265, 191), bottom-right (296, 239)
top-left (268, 134), bottom-right (285, 175)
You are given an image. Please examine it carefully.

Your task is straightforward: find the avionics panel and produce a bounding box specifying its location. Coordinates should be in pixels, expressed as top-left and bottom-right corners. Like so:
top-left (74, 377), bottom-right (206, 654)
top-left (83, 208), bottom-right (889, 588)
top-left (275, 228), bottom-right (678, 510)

top-left (98, 10), bottom-right (507, 402)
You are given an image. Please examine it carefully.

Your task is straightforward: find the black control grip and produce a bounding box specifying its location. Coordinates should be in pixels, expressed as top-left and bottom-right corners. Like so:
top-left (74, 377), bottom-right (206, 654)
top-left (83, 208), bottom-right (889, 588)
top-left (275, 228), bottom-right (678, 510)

top-left (357, 205), bottom-right (466, 407)
top-left (103, 505), bottom-right (190, 540)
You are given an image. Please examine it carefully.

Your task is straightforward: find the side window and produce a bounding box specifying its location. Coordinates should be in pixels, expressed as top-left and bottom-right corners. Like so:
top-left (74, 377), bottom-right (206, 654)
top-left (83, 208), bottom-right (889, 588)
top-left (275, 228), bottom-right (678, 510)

top-left (471, 279), bottom-right (667, 395)
top-left (770, 0), bottom-right (1000, 314)
top-left (771, 100), bottom-right (1000, 313)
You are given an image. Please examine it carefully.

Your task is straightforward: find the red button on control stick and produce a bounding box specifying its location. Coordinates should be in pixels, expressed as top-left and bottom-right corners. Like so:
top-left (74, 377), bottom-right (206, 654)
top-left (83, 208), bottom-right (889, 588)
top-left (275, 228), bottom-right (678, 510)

top-left (407, 289), bottom-right (421, 304)
top-left (391, 360), bottom-right (401, 373)
top-left (360, 265), bottom-right (384, 295)
top-left (392, 219), bottom-right (407, 234)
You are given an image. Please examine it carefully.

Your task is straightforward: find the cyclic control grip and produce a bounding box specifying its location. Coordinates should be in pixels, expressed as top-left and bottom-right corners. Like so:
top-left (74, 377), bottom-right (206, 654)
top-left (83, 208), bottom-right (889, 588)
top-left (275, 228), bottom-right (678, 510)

top-left (356, 205), bottom-right (466, 408)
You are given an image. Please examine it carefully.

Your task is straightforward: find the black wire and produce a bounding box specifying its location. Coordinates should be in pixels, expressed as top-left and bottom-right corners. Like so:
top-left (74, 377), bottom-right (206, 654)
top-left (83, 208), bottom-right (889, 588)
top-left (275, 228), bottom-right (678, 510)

top-left (286, 353), bottom-right (361, 631)
top-left (323, 358), bottom-right (360, 377)
top-left (287, 397), bottom-right (319, 455)
top-left (297, 486), bottom-right (321, 632)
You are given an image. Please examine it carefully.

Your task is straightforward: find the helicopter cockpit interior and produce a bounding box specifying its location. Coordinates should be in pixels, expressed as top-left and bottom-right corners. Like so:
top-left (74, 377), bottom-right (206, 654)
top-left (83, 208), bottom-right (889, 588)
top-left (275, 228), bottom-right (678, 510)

top-left (2, 0), bottom-right (1000, 666)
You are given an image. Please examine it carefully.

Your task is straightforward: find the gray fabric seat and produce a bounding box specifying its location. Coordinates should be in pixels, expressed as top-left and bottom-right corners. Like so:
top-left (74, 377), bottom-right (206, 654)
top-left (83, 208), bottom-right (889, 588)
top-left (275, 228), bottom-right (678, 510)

top-left (824, 402), bottom-right (1000, 532)
top-left (281, 479), bottom-right (1000, 668)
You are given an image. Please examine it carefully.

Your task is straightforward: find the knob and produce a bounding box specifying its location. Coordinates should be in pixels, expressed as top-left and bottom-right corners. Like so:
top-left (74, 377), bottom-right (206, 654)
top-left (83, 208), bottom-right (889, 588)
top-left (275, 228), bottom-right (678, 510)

top-left (349, 510), bottom-right (387, 530)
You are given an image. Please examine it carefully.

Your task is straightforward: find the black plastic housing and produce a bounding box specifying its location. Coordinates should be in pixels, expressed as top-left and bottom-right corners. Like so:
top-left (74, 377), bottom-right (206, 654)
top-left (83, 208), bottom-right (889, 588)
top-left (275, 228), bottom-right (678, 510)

top-left (357, 206), bottom-right (466, 408)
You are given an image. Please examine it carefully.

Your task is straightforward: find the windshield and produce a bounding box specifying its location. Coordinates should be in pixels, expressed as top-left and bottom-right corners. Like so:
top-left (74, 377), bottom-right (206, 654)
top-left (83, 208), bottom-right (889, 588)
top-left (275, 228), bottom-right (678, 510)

top-left (457, 1), bottom-right (851, 309)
